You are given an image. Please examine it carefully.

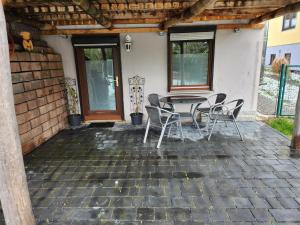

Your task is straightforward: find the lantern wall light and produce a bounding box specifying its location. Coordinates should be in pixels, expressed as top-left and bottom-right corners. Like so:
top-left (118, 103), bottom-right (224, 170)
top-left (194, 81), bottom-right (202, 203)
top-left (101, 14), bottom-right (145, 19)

top-left (124, 34), bottom-right (132, 52)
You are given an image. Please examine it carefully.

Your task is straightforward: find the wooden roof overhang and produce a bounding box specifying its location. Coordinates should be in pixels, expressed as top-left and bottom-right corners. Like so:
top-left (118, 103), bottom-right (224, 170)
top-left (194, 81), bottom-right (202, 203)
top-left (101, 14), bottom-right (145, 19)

top-left (3, 0), bottom-right (300, 35)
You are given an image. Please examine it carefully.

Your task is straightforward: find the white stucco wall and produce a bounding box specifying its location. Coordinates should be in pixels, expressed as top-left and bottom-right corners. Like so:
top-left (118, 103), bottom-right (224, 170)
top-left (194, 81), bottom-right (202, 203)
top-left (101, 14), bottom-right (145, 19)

top-left (120, 33), bottom-right (168, 121)
top-left (42, 28), bottom-right (264, 122)
top-left (41, 35), bottom-right (81, 112)
top-left (120, 29), bottom-right (264, 121)
top-left (213, 29), bottom-right (264, 118)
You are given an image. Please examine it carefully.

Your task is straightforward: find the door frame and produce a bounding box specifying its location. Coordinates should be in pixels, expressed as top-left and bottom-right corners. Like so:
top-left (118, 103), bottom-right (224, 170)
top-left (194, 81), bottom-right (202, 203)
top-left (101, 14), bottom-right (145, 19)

top-left (73, 35), bottom-right (124, 121)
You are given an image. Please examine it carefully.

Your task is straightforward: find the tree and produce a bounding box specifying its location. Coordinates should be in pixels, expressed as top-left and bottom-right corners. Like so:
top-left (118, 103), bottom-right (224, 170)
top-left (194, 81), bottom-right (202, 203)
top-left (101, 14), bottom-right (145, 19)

top-left (0, 1), bottom-right (36, 224)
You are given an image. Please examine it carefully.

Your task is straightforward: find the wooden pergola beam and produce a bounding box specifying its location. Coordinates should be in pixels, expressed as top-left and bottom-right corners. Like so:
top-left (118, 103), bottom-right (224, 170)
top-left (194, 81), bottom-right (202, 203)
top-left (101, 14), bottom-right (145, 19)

top-left (41, 23), bottom-right (264, 35)
top-left (72, 0), bottom-right (112, 28)
top-left (250, 1), bottom-right (300, 24)
top-left (42, 27), bottom-right (162, 35)
top-left (160, 0), bottom-right (217, 29)
top-left (0, 1), bottom-right (36, 225)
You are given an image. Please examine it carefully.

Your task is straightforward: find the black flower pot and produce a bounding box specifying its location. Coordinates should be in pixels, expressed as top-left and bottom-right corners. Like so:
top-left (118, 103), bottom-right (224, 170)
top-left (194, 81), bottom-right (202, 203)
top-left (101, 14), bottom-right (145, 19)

top-left (68, 114), bottom-right (81, 127)
top-left (130, 113), bottom-right (143, 125)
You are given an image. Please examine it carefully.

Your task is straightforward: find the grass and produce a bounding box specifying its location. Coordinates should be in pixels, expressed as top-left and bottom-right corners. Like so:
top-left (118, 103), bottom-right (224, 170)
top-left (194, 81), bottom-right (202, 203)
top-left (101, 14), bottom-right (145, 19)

top-left (265, 117), bottom-right (294, 139)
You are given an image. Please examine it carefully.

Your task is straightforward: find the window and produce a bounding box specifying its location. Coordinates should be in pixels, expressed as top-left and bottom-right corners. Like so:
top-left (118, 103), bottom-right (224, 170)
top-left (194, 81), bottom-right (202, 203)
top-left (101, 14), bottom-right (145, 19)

top-left (282, 13), bottom-right (297, 31)
top-left (270, 54), bottom-right (276, 65)
top-left (285, 53), bottom-right (291, 64)
top-left (168, 27), bottom-right (215, 91)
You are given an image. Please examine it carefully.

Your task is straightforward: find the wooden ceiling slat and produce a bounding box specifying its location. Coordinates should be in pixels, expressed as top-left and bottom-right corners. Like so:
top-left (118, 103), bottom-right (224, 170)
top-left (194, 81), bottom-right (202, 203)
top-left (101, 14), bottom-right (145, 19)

top-left (8, 0), bottom-right (294, 7)
top-left (4, 0), bottom-right (300, 33)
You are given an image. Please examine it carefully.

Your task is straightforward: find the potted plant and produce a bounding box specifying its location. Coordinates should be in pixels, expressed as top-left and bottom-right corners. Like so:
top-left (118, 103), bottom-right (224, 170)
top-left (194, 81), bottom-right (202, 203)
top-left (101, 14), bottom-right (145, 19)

top-left (64, 78), bottom-right (81, 127)
top-left (129, 75), bottom-right (145, 125)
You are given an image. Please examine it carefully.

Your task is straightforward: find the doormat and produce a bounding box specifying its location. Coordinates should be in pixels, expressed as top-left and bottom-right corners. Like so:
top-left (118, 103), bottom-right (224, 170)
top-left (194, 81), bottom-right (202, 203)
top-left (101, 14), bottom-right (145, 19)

top-left (88, 122), bottom-right (115, 128)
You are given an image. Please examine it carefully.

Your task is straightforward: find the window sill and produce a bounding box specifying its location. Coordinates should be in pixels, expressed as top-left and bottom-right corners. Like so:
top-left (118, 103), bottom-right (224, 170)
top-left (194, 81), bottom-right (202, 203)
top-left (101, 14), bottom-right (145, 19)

top-left (282, 27), bottom-right (296, 31)
top-left (169, 86), bottom-right (213, 95)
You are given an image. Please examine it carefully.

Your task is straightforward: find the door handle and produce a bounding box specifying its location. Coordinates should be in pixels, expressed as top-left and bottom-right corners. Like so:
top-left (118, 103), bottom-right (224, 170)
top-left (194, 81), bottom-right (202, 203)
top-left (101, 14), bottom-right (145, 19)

top-left (115, 76), bottom-right (119, 87)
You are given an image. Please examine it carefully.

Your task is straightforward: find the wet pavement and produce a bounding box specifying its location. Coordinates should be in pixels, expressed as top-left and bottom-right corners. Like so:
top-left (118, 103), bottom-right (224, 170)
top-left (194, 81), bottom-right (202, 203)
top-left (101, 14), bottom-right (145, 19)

top-left (1, 121), bottom-right (300, 225)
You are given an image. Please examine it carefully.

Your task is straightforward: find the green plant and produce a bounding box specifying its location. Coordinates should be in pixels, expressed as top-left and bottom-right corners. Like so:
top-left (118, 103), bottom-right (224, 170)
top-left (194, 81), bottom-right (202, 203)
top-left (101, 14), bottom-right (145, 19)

top-left (265, 117), bottom-right (294, 139)
top-left (65, 78), bottom-right (79, 115)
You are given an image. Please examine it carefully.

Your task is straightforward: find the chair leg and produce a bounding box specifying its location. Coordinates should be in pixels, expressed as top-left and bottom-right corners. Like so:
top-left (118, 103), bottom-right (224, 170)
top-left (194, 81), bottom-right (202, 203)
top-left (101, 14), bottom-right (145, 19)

top-left (224, 120), bottom-right (228, 127)
top-left (192, 116), bottom-right (202, 137)
top-left (143, 119), bottom-right (150, 144)
top-left (175, 122), bottom-right (179, 134)
top-left (167, 124), bottom-right (173, 138)
top-left (233, 118), bottom-right (243, 141)
top-left (207, 119), bottom-right (217, 141)
top-left (178, 120), bottom-right (184, 141)
top-left (206, 116), bottom-right (210, 133)
top-left (157, 124), bottom-right (167, 148)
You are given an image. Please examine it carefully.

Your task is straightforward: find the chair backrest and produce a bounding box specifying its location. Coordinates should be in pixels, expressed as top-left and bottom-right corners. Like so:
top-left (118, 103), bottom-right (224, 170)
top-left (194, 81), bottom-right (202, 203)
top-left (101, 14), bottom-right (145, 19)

top-left (215, 93), bottom-right (227, 104)
top-left (145, 105), bottom-right (162, 126)
top-left (148, 94), bottom-right (161, 107)
top-left (232, 99), bottom-right (244, 118)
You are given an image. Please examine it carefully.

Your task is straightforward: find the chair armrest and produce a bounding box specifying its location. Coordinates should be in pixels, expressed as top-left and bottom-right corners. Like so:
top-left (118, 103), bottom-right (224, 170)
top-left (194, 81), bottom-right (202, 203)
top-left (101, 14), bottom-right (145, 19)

top-left (160, 108), bottom-right (180, 116)
top-left (209, 103), bottom-right (228, 119)
top-left (223, 100), bottom-right (244, 115)
top-left (163, 102), bottom-right (175, 111)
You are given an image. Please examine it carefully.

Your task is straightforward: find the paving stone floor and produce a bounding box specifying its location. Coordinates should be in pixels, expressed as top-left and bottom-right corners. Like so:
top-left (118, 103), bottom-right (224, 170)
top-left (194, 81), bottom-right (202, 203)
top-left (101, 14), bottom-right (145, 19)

top-left (2, 121), bottom-right (300, 225)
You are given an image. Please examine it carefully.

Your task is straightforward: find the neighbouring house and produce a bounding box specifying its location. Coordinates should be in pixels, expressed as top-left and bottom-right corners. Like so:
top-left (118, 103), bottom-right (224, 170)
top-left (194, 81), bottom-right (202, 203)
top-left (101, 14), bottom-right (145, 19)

top-left (265, 12), bottom-right (300, 66)
top-left (2, 1), bottom-right (298, 156)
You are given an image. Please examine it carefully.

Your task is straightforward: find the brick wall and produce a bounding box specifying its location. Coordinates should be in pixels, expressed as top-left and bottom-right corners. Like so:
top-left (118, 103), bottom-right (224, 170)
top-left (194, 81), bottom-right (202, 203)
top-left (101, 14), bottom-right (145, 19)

top-left (10, 50), bottom-right (68, 154)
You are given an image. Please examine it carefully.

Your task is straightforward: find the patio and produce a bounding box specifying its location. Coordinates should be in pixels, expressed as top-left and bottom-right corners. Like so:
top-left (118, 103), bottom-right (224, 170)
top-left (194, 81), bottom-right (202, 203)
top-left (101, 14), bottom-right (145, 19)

top-left (1, 121), bottom-right (300, 225)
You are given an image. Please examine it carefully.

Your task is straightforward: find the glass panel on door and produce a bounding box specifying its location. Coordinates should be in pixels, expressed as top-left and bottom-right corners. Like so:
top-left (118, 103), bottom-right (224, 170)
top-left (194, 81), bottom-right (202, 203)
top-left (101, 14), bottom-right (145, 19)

top-left (83, 47), bottom-right (116, 111)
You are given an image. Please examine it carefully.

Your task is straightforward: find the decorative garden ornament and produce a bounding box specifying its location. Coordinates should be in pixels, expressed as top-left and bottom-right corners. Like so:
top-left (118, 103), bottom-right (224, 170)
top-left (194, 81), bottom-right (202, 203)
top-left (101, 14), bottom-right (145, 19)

top-left (128, 75), bottom-right (145, 125)
top-left (20, 31), bottom-right (33, 51)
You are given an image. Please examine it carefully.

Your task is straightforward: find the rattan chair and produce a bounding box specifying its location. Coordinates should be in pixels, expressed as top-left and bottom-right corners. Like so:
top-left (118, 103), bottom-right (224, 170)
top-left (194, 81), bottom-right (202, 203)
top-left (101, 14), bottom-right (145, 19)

top-left (207, 99), bottom-right (244, 141)
top-left (143, 105), bottom-right (184, 148)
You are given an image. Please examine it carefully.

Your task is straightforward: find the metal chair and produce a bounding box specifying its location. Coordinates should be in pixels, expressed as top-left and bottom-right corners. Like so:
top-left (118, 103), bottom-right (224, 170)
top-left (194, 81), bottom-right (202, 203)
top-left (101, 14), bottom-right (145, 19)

top-left (193, 93), bottom-right (227, 132)
top-left (207, 99), bottom-right (244, 141)
top-left (147, 93), bottom-right (174, 112)
top-left (143, 105), bottom-right (184, 148)
top-left (195, 93), bottom-right (227, 115)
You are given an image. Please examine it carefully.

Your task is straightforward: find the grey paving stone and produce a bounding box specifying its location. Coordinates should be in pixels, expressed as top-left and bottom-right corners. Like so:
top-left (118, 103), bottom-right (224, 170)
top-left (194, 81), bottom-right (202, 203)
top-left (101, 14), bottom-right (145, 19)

top-left (277, 198), bottom-right (300, 209)
top-left (209, 208), bottom-right (229, 222)
top-left (4, 122), bottom-right (297, 224)
top-left (136, 208), bottom-right (154, 220)
top-left (288, 179), bottom-right (300, 187)
top-left (81, 197), bottom-right (111, 208)
top-left (233, 197), bottom-right (253, 208)
top-left (113, 208), bottom-right (137, 221)
top-left (227, 209), bottom-right (255, 222)
top-left (191, 208), bottom-right (210, 222)
top-left (166, 208), bottom-right (191, 221)
top-left (154, 208), bottom-right (167, 220)
top-left (272, 165), bottom-right (298, 172)
top-left (270, 209), bottom-right (300, 222)
top-left (263, 179), bottom-right (291, 188)
top-left (250, 209), bottom-right (274, 222)
top-left (249, 197), bottom-right (271, 209)
top-left (71, 208), bottom-right (110, 221)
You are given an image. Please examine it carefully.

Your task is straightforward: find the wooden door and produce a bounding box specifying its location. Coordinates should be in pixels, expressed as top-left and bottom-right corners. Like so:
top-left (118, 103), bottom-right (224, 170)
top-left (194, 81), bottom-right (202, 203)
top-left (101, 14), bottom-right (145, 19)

top-left (75, 45), bottom-right (124, 121)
